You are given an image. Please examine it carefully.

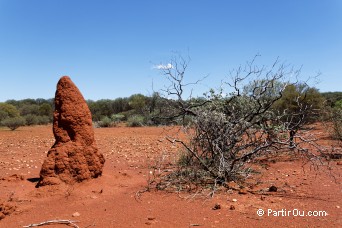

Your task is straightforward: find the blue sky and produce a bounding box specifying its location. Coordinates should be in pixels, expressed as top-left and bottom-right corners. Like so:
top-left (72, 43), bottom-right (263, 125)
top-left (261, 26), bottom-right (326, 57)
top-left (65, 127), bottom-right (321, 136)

top-left (0, 0), bottom-right (341, 101)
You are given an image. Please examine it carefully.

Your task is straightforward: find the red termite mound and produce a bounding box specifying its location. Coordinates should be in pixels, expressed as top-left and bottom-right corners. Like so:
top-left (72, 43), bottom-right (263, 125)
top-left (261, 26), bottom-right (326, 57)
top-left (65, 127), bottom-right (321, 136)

top-left (37, 76), bottom-right (105, 187)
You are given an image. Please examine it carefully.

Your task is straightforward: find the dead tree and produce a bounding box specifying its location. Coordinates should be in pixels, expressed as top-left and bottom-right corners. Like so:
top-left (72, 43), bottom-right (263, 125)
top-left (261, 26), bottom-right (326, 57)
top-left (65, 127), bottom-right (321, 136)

top-left (154, 55), bottom-right (325, 189)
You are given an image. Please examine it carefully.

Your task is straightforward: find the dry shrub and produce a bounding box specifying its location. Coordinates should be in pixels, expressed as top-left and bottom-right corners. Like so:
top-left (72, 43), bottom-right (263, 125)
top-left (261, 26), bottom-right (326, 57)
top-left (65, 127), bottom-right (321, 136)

top-left (149, 55), bottom-right (327, 194)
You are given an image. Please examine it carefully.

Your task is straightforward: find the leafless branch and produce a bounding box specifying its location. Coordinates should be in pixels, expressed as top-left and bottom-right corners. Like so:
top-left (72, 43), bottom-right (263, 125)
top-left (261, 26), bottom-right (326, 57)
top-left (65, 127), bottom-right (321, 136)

top-left (23, 220), bottom-right (79, 228)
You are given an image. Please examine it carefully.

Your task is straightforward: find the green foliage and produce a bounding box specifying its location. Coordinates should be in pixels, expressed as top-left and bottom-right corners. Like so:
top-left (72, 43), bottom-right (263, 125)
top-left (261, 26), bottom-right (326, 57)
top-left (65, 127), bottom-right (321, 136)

top-left (91, 99), bottom-right (114, 120)
top-left (118, 109), bottom-right (135, 121)
top-left (85, 94), bottom-right (174, 125)
top-left (1, 99), bottom-right (53, 126)
top-left (324, 100), bottom-right (342, 141)
top-left (327, 108), bottom-right (342, 141)
top-left (88, 98), bottom-right (131, 121)
top-left (20, 104), bottom-right (40, 116)
top-left (36, 115), bottom-right (50, 125)
top-left (111, 97), bottom-right (131, 113)
top-left (272, 84), bottom-right (324, 126)
top-left (25, 114), bottom-right (39, 126)
top-left (97, 116), bottom-right (114, 128)
top-left (0, 110), bottom-right (9, 122)
top-left (2, 117), bottom-right (26, 130)
top-left (111, 114), bottom-right (125, 122)
top-left (321, 92), bottom-right (342, 107)
top-left (1, 83), bottom-right (329, 130)
top-left (0, 103), bottom-right (20, 120)
top-left (129, 94), bottom-right (147, 114)
top-left (127, 115), bottom-right (145, 127)
top-left (334, 100), bottom-right (342, 109)
top-left (39, 103), bottom-right (53, 116)
top-left (272, 84), bottom-right (300, 112)
top-left (147, 92), bottom-right (160, 114)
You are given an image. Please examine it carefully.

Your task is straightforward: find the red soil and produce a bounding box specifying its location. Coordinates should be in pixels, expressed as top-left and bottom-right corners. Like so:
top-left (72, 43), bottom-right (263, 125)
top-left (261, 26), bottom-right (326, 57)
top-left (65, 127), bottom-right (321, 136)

top-left (0, 125), bottom-right (341, 227)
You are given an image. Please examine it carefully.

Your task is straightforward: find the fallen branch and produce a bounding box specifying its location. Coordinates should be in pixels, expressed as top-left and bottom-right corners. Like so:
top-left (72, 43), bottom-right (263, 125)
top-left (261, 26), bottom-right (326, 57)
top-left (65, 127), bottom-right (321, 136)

top-left (23, 219), bottom-right (79, 228)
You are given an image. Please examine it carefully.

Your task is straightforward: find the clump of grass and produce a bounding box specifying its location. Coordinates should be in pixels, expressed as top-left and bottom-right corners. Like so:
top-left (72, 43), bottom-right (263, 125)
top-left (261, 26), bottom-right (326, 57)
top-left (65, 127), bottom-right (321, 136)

top-left (127, 115), bottom-right (145, 127)
top-left (97, 116), bottom-right (115, 128)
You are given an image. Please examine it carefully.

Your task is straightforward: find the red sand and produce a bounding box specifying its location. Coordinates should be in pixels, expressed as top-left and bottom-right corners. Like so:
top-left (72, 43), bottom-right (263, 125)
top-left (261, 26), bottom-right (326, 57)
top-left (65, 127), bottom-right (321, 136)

top-left (0, 125), bottom-right (341, 227)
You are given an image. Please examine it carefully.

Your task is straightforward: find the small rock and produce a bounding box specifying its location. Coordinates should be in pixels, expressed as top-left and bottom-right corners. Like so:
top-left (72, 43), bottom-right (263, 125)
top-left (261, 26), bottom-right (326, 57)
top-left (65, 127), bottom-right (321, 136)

top-left (229, 205), bottom-right (235, 210)
top-left (238, 188), bottom-right (248, 195)
top-left (336, 206), bottom-right (340, 209)
top-left (147, 217), bottom-right (156, 220)
top-left (72, 212), bottom-right (80, 217)
top-left (260, 196), bottom-right (266, 201)
top-left (212, 203), bottom-right (221, 210)
top-left (269, 186), bottom-right (278, 192)
top-left (232, 199), bottom-right (238, 202)
top-left (337, 162), bottom-right (342, 166)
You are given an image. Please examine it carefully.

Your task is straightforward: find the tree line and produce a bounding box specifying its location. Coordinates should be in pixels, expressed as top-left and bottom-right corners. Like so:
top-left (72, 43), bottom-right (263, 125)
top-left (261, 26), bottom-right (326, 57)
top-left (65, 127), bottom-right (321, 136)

top-left (0, 93), bottom-right (173, 130)
top-left (0, 89), bottom-right (342, 130)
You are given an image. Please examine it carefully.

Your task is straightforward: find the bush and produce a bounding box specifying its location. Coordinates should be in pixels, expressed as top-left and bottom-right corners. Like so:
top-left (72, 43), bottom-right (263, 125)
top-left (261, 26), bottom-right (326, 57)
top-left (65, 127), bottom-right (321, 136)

top-left (272, 84), bottom-right (324, 125)
top-left (0, 103), bottom-right (20, 120)
top-left (111, 114), bottom-right (125, 123)
top-left (127, 115), bottom-right (145, 127)
top-left (118, 110), bottom-right (135, 121)
top-left (2, 117), bottom-right (26, 130)
top-left (0, 110), bottom-right (9, 123)
top-left (97, 116), bottom-right (114, 128)
top-left (149, 55), bottom-right (326, 192)
top-left (335, 100), bottom-right (342, 109)
top-left (37, 115), bottom-right (51, 125)
top-left (327, 108), bottom-right (342, 141)
top-left (25, 114), bottom-right (39, 126)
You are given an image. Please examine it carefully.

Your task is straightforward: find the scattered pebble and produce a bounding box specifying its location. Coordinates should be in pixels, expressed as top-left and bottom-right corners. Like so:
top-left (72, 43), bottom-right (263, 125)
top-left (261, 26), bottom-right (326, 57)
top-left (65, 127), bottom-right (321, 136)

top-left (212, 203), bottom-right (221, 210)
top-left (72, 212), bottom-right (80, 217)
top-left (269, 186), bottom-right (278, 192)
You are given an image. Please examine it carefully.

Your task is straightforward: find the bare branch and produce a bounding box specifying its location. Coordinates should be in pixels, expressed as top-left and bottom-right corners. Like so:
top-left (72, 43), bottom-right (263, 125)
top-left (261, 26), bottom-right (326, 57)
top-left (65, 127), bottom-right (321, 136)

top-left (23, 220), bottom-right (79, 228)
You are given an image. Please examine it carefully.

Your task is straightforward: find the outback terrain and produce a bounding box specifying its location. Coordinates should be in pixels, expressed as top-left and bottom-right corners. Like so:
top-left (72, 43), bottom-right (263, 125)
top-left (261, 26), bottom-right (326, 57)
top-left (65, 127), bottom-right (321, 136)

top-left (0, 124), bottom-right (341, 227)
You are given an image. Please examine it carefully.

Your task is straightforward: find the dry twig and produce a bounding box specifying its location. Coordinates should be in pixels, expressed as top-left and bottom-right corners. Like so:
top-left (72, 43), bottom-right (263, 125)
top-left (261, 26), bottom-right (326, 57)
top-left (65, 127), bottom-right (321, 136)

top-left (23, 219), bottom-right (79, 228)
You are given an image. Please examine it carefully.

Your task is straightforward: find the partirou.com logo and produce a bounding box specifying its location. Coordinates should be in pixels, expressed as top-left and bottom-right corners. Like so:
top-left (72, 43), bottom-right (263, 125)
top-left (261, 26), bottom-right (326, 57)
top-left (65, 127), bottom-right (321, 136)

top-left (257, 208), bottom-right (328, 217)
